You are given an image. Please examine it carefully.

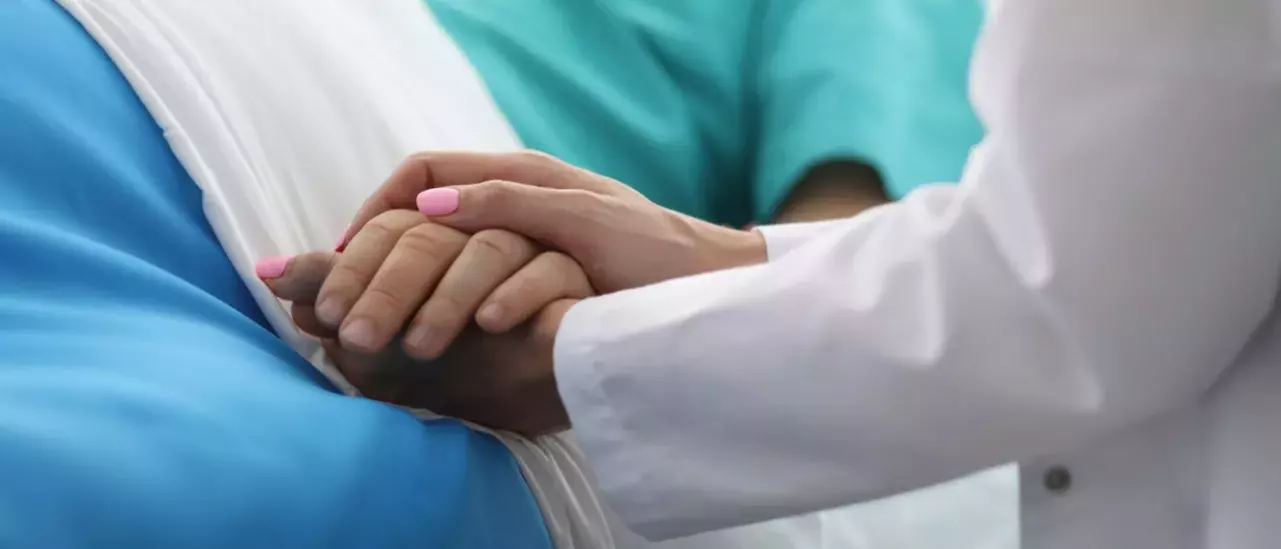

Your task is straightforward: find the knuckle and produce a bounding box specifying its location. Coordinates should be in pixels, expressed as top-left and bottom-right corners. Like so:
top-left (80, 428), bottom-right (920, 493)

top-left (470, 229), bottom-right (529, 259)
top-left (511, 150), bottom-right (566, 185)
top-left (354, 284), bottom-right (404, 315)
top-left (475, 180), bottom-right (517, 208)
top-left (516, 149), bottom-right (557, 168)
top-left (399, 224), bottom-right (467, 258)
top-left (424, 293), bottom-right (468, 324)
top-left (325, 261), bottom-right (369, 290)
top-left (364, 210), bottom-right (420, 239)
top-left (357, 220), bottom-right (397, 243)
top-left (542, 251), bottom-right (578, 270)
top-left (563, 188), bottom-right (603, 206)
top-left (538, 252), bottom-right (594, 295)
top-left (370, 209), bottom-right (409, 226)
top-left (396, 153), bottom-right (434, 185)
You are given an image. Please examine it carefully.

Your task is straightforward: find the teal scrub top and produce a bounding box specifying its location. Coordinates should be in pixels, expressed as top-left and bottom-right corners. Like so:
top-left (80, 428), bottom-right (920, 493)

top-left (429, 0), bottom-right (985, 226)
top-left (0, 1), bottom-right (549, 547)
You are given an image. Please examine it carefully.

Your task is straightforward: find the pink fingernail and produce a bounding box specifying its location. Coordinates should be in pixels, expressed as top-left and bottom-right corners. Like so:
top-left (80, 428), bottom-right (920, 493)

top-left (417, 188), bottom-right (460, 216)
top-left (334, 225), bottom-right (350, 251)
top-left (255, 256), bottom-right (291, 279)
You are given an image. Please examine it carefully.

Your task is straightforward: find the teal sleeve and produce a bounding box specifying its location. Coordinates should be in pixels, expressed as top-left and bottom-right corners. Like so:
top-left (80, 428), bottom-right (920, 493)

top-left (750, 0), bottom-right (986, 221)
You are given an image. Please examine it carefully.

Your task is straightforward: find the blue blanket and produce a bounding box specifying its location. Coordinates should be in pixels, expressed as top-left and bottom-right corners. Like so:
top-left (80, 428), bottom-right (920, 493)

top-left (0, 1), bottom-right (549, 547)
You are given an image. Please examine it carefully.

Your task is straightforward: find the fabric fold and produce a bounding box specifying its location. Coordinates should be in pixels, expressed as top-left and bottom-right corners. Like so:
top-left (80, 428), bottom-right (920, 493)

top-left (54, 1), bottom-right (615, 546)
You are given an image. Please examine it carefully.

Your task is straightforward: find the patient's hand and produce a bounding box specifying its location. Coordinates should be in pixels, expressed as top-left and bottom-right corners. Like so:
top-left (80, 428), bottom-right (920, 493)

top-left (253, 210), bottom-right (589, 427)
top-left (260, 209), bottom-right (592, 357)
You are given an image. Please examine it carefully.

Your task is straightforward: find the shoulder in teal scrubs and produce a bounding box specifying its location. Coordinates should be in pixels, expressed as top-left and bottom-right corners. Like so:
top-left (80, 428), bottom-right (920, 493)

top-left (430, 0), bottom-right (985, 225)
top-left (0, 2), bottom-right (549, 547)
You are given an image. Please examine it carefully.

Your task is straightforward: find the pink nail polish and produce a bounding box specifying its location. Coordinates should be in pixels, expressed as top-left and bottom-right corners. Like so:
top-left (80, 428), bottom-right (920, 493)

top-left (334, 225), bottom-right (351, 251)
top-left (255, 256), bottom-right (291, 279)
top-left (417, 188), bottom-right (460, 216)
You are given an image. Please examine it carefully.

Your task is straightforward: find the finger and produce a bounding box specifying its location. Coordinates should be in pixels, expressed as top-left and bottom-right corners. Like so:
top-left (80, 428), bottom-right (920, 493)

top-left (339, 157), bottom-right (435, 251)
top-left (338, 223), bottom-right (469, 353)
top-left (402, 230), bottom-right (539, 359)
top-left (320, 340), bottom-right (398, 403)
top-left (256, 252), bottom-right (336, 304)
top-left (291, 302), bottom-right (336, 339)
top-left (341, 150), bottom-right (628, 250)
top-left (475, 252), bottom-right (594, 334)
top-left (416, 180), bottom-right (613, 254)
top-left (420, 150), bottom-right (623, 193)
top-left (323, 339), bottom-right (443, 408)
top-left (316, 210), bottom-right (425, 329)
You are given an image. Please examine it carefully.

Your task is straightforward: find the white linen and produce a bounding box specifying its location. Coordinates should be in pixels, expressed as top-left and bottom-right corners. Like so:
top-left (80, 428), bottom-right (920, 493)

top-left (554, 0), bottom-right (1281, 548)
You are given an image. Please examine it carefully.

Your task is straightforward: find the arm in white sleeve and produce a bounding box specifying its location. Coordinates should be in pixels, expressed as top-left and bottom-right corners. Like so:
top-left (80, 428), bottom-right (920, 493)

top-left (554, 0), bottom-right (1281, 540)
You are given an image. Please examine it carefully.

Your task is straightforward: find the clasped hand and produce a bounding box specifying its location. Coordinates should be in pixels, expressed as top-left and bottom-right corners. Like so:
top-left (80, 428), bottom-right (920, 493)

top-left (259, 151), bottom-right (766, 435)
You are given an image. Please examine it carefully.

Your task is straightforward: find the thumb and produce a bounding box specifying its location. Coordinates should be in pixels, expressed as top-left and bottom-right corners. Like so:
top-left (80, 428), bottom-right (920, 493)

top-left (340, 150), bottom-right (624, 251)
top-left (255, 251), bottom-right (336, 304)
top-left (416, 181), bottom-right (604, 253)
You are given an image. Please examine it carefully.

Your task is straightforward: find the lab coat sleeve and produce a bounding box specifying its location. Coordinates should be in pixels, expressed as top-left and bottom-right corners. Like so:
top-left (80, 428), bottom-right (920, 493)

top-left (554, 0), bottom-right (1281, 540)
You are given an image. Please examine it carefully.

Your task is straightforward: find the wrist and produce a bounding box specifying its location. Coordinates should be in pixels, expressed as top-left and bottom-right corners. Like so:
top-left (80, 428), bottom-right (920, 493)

top-left (530, 299), bottom-right (578, 433)
top-left (536, 299), bottom-right (578, 342)
top-left (710, 225), bottom-right (768, 271)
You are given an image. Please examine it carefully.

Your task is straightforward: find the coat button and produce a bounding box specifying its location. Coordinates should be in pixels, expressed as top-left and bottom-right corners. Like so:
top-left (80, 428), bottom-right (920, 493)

top-left (1042, 465), bottom-right (1072, 494)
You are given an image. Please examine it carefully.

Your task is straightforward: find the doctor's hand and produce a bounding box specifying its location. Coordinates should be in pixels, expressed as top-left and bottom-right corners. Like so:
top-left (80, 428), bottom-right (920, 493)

top-left (340, 151), bottom-right (768, 294)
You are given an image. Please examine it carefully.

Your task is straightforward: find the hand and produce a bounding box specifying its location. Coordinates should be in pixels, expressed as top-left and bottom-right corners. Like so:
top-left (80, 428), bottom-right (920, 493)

top-left (338, 151), bottom-right (768, 294)
top-left (270, 257), bottom-right (574, 434)
top-left (773, 161), bottom-right (888, 223)
top-left (256, 214), bottom-right (584, 434)
top-left (261, 210), bottom-right (592, 359)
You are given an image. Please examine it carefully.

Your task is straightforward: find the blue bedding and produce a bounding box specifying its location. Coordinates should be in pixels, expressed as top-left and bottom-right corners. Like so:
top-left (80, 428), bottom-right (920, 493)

top-left (0, 1), bottom-right (549, 547)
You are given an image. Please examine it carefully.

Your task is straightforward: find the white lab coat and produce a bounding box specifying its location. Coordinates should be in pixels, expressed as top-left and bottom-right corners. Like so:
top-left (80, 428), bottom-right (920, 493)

top-left (553, 0), bottom-right (1281, 547)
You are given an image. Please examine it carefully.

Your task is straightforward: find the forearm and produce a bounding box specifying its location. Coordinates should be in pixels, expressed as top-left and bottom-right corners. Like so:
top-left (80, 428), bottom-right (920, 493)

top-left (771, 161), bottom-right (889, 223)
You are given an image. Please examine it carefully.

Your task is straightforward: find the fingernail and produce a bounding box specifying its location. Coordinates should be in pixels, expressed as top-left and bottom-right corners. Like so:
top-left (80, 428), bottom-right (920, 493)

top-left (255, 256), bottom-right (291, 279)
top-left (417, 188), bottom-right (460, 216)
top-left (405, 325), bottom-right (434, 353)
top-left (315, 297), bottom-right (346, 327)
top-left (340, 318), bottom-right (376, 350)
top-left (334, 225), bottom-right (350, 251)
top-left (477, 303), bottom-right (504, 326)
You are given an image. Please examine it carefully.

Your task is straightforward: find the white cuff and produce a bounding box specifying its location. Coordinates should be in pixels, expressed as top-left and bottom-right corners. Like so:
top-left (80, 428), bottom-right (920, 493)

top-left (551, 295), bottom-right (660, 534)
top-left (755, 216), bottom-right (866, 261)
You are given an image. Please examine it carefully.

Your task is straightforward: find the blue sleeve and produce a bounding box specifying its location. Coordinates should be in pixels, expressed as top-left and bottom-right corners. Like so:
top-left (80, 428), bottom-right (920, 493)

top-left (0, 2), bottom-right (549, 547)
top-left (749, 0), bottom-right (985, 220)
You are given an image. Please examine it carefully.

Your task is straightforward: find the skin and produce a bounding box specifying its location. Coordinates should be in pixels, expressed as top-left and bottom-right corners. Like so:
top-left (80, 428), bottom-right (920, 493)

top-left (268, 151), bottom-right (887, 435)
top-left (773, 161), bottom-right (888, 224)
top-left (261, 213), bottom-right (586, 434)
top-left (339, 151), bottom-right (769, 294)
top-left (308, 210), bottom-right (591, 358)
